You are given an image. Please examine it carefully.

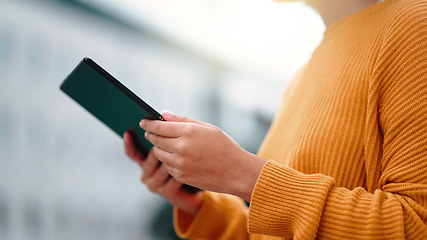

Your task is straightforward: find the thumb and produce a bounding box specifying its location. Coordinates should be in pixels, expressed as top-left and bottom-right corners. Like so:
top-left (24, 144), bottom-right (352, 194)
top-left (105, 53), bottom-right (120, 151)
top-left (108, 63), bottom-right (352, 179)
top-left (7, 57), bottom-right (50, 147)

top-left (162, 110), bottom-right (212, 127)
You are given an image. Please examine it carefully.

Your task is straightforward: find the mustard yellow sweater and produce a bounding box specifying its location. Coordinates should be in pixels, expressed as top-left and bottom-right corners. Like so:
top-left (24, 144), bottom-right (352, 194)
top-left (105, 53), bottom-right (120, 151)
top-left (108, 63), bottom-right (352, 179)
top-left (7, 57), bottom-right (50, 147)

top-left (174, 0), bottom-right (427, 239)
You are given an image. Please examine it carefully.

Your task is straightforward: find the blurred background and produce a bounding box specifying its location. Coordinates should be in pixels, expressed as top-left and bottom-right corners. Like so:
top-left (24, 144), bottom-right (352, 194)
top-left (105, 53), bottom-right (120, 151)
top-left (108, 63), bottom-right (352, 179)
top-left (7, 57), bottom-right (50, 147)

top-left (0, 0), bottom-right (324, 239)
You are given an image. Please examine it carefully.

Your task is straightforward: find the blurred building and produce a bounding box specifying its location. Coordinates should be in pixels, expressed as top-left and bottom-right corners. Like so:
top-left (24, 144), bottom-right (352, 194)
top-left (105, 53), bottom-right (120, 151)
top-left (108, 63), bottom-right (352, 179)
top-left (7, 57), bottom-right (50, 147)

top-left (0, 0), bottom-right (322, 239)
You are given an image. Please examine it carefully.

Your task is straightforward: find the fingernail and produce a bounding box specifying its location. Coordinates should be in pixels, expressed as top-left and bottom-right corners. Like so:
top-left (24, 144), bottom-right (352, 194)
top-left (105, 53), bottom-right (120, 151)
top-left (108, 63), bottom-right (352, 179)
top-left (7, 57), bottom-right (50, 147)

top-left (162, 110), bottom-right (175, 119)
top-left (139, 120), bottom-right (145, 129)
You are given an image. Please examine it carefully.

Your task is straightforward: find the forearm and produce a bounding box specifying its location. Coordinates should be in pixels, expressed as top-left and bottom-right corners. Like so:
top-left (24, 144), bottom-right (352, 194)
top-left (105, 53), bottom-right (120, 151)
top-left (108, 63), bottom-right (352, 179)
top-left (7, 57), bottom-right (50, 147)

top-left (248, 161), bottom-right (427, 239)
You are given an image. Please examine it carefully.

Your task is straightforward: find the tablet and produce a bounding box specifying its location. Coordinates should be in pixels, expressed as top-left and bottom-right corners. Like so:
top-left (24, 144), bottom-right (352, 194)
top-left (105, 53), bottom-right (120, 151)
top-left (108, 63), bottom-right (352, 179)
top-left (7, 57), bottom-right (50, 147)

top-left (60, 58), bottom-right (200, 193)
top-left (60, 57), bottom-right (163, 157)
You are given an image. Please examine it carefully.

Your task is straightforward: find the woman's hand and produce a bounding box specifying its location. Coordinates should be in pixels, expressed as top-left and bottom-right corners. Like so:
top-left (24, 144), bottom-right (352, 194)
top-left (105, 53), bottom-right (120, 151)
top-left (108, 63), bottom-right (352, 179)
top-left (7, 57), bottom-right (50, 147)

top-left (140, 111), bottom-right (267, 202)
top-left (124, 131), bottom-right (203, 215)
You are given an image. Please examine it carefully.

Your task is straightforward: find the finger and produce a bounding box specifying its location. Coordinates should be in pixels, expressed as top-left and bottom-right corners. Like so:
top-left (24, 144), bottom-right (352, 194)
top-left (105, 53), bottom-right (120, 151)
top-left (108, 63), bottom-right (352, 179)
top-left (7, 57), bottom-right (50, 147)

top-left (162, 111), bottom-right (213, 127)
top-left (158, 177), bottom-right (183, 196)
top-left (140, 150), bottom-right (161, 179)
top-left (151, 146), bottom-right (178, 168)
top-left (143, 164), bottom-right (171, 192)
top-left (140, 120), bottom-right (183, 138)
top-left (140, 114), bottom-right (215, 137)
top-left (124, 131), bottom-right (144, 162)
top-left (144, 131), bottom-right (179, 153)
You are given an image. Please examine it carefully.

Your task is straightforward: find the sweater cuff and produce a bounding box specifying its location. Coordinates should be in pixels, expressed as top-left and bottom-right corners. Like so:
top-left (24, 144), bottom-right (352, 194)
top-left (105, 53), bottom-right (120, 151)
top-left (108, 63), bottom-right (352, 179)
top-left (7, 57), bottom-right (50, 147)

top-left (174, 191), bottom-right (248, 239)
top-left (249, 160), bottom-right (335, 239)
top-left (174, 191), bottom-right (217, 239)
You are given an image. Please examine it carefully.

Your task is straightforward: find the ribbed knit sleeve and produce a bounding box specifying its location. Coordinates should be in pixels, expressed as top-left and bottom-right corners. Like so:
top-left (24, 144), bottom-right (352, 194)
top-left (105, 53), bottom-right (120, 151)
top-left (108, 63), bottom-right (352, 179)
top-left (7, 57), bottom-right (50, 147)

top-left (248, 1), bottom-right (427, 239)
top-left (249, 161), bottom-right (335, 239)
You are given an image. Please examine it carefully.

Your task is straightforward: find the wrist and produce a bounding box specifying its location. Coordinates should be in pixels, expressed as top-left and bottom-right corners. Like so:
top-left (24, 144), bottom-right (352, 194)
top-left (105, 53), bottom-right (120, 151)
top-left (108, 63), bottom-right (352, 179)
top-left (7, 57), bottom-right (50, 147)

top-left (231, 152), bottom-right (267, 202)
top-left (179, 190), bottom-right (204, 216)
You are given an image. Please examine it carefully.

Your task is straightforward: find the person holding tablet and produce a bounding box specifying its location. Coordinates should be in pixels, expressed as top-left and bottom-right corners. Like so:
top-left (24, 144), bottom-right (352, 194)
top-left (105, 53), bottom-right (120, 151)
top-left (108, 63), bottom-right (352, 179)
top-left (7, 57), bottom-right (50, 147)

top-left (124, 0), bottom-right (427, 239)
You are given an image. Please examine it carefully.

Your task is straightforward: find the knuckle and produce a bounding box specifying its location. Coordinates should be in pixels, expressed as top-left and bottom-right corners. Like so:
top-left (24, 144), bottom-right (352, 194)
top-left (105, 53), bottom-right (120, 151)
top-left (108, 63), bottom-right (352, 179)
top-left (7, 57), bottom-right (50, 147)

top-left (146, 184), bottom-right (156, 192)
top-left (175, 142), bottom-right (188, 155)
top-left (173, 156), bottom-right (186, 169)
top-left (152, 147), bottom-right (161, 160)
top-left (176, 139), bottom-right (193, 156)
top-left (145, 180), bottom-right (158, 192)
top-left (156, 188), bottom-right (166, 196)
top-left (140, 174), bottom-right (148, 184)
top-left (182, 123), bottom-right (196, 135)
top-left (172, 160), bottom-right (185, 174)
top-left (145, 132), bottom-right (154, 144)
